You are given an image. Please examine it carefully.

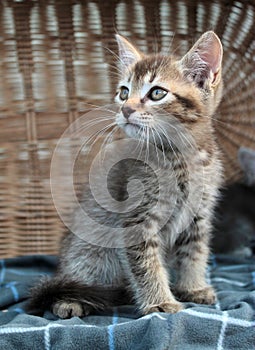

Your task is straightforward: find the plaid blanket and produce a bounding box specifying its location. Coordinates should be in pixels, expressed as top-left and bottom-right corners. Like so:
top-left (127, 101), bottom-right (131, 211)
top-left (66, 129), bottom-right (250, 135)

top-left (0, 255), bottom-right (254, 350)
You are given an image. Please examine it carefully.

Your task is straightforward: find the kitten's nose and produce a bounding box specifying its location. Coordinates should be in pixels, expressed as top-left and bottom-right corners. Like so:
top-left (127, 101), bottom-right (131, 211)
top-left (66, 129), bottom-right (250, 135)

top-left (121, 106), bottom-right (136, 120)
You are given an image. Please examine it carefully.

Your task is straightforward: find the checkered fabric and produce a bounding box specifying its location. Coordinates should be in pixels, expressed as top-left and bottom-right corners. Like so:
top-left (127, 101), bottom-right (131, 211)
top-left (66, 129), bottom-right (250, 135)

top-left (0, 255), bottom-right (254, 350)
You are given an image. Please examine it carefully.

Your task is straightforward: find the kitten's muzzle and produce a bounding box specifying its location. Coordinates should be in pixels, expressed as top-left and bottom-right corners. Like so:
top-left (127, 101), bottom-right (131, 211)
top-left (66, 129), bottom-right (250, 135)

top-left (121, 106), bottom-right (136, 120)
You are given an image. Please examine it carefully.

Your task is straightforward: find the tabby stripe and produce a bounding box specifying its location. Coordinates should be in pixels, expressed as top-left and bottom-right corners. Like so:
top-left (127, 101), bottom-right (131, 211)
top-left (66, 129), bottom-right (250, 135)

top-left (173, 93), bottom-right (195, 109)
top-left (149, 71), bottom-right (156, 83)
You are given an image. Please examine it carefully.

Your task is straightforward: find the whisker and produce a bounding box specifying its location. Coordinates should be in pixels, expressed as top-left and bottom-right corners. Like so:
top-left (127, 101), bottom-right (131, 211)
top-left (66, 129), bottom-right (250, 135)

top-left (203, 114), bottom-right (232, 127)
top-left (102, 45), bottom-right (133, 76)
top-left (150, 127), bottom-right (160, 167)
top-left (156, 117), bottom-right (195, 151)
top-left (100, 125), bottom-right (120, 165)
top-left (151, 126), bottom-right (167, 166)
top-left (154, 123), bottom-right (191, 179)
top-left (107, 64), bottom-right (125, 77)
top-left (155, 123), bottom-right (180, 159)
top-left (133, 126), bottom-right (145, 155)
top-left (78, 102), bottom-right (118, 115)
top-left (75, 117), bottom-right (116, 136)
top-left (136, 125), bottom-right (146, 165)
top-left (146, 126), bottom-right (150, 167)
top-left (80, 122), bottom-right (117, 160)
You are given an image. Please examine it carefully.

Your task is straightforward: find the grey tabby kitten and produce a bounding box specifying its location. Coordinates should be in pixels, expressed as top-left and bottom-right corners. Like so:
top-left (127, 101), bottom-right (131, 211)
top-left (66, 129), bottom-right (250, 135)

top-left (28, 31), bottom-right (223, 318)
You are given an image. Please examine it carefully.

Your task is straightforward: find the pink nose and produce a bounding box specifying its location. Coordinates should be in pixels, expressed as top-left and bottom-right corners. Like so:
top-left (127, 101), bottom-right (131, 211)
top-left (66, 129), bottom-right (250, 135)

top-left (121, 106), bottom-right (136, 120)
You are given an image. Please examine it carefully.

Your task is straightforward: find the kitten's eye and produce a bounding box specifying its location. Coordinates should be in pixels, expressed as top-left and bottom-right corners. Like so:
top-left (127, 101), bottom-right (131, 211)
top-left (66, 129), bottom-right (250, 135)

top-left (149, 87), bottom-right (168, 101)
top-left (119, 86), bottom-right (129, 101)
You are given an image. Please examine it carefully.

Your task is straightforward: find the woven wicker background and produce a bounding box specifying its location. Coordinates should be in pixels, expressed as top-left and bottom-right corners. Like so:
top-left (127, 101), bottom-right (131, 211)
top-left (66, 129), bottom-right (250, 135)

top-left (0, 0), bottom-right (254, 258)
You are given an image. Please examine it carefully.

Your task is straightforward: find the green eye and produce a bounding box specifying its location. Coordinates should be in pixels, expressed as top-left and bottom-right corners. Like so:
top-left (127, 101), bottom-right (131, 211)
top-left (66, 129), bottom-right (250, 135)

top-left (149, 87), bottom-right (168, 101)
top-left (119, 86), bottom-right (129, 101)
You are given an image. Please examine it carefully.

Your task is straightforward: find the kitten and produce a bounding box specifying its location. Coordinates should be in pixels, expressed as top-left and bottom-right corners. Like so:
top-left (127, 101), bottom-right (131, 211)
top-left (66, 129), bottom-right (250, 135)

top-left (28, 31), bottom-right (223, 318)
top-left (212, 147), bottom-right (255, 257)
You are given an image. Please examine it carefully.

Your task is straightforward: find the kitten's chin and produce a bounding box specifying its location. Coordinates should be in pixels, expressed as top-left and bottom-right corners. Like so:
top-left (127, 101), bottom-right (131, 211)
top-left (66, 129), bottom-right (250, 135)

top-left (116, 113), bottom-right (144, 139)
top-left (120, 123), bottom-right (142, 139)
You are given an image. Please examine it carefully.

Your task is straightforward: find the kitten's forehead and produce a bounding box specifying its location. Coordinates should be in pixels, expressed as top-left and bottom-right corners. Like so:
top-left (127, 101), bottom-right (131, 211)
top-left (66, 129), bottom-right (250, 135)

top-left (131, 55), bottom-right (168, 83)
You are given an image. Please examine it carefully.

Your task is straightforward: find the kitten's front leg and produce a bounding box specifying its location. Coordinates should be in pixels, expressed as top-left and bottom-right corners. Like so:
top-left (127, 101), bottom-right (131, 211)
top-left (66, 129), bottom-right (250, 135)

top-left (173, 218), bottom-right (216, 305)
top-left (122, 237), bottom-right (182, 315)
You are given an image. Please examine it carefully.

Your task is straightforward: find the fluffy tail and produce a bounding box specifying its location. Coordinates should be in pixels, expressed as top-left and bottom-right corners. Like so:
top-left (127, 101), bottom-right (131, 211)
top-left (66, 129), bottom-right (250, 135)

top-left (27, 276), bottom-right (130, 315)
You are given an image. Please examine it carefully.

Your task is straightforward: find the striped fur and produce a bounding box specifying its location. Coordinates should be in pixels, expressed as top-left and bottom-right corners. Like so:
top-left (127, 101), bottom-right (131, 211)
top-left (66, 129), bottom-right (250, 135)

top-left (28, 32), bottom-right (223, 317)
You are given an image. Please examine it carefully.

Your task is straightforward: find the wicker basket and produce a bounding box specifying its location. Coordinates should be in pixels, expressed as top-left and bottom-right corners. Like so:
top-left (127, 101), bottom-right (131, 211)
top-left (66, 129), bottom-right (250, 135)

top-left (0, 0), bottom-right (254, 258)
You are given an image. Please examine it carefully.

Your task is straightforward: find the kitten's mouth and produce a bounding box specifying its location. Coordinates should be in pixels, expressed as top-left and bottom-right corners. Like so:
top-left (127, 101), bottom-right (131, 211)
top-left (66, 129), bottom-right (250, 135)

top-left (116, 116), bottom-right (142, 131)
top-left (116, 113), bottom-right (152, 139)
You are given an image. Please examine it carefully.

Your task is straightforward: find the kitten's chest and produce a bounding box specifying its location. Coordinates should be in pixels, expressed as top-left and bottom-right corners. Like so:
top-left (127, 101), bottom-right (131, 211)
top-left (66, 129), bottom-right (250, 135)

top-left (158, 155), bottom-right (216, 246)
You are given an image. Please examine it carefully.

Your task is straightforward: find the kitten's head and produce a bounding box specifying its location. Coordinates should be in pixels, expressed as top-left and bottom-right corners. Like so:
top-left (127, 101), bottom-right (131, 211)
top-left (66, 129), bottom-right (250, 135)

top-left (115, 31), bottom-right (223, 148)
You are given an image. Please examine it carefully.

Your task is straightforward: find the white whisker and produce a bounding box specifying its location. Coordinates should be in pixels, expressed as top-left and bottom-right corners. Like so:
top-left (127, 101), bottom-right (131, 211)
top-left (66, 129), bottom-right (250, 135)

top-left (80, 122), bottom-right (117, 161)
top-left (150, 127), bottom-right (160, 167)
top-left (151, 126), bottom-right (167, 166)
top-left (100, 125), bottom-right (119, 165)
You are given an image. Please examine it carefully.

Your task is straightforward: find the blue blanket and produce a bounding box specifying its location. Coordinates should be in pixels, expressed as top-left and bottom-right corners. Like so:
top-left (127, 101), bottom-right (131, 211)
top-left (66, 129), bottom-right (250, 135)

top-left (0, 255), bottom-right (254, 350)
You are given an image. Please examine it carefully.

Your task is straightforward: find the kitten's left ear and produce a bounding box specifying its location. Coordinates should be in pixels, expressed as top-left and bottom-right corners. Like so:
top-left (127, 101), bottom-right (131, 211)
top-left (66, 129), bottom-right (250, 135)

top-left (115, 34), bottom-right (142, 69)
top-left (181, 31), bottom-right (223, 88)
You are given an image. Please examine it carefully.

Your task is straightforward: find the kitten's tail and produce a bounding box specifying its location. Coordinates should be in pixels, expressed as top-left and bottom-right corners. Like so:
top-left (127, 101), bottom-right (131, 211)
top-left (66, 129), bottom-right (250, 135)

top-left (27, 276), bottom-right (130, 315)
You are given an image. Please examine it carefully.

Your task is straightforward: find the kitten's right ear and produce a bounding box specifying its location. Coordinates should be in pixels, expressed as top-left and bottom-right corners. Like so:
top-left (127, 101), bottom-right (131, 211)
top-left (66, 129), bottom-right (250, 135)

top-left (115, 34), bottom-right (142, 69)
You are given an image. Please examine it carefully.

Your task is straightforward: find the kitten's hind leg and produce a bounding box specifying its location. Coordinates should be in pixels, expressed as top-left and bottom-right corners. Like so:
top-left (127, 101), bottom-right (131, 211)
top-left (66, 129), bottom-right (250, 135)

top-left (120, 237), bottom-right (183, 315)
top-left (173, 220), bottom-right (216, 305)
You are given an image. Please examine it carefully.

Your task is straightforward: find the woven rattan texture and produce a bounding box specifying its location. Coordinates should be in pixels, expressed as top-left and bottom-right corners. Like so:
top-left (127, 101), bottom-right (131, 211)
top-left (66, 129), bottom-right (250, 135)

top-left (0, 0), bottom-right (254, 258)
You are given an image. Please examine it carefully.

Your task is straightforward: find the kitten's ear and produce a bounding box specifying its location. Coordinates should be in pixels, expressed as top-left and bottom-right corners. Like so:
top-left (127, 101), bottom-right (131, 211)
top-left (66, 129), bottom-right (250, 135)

top-left (238, 147), bottom-right (255, 186)
top-left (115, 34), bottom-right (142, 69)
top-left (180, 31), bottom-right (223, 88)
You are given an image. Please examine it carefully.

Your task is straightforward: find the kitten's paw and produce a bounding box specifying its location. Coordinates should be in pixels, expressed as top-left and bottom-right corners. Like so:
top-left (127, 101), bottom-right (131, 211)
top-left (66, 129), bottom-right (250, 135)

top-left (52, 300), bottom-right (91, 319)
top-left (175, 286), bottom-right (216, 305)
top-left (144, 301), bottom-right (183, 315)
